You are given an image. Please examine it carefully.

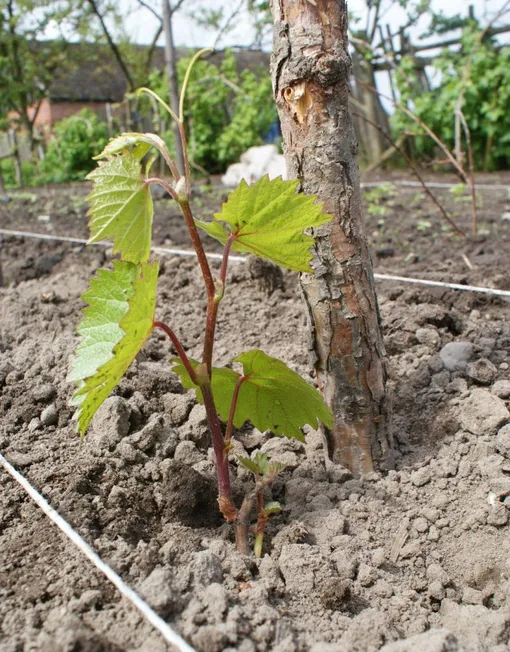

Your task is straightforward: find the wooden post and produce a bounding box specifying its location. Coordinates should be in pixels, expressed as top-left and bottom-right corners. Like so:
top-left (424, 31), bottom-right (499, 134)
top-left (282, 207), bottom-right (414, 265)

top-left (270, 0), bottom-right (392, 475)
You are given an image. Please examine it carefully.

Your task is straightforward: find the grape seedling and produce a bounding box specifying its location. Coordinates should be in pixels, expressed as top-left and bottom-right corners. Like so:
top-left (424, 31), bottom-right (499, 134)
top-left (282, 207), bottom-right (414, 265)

top-left (68, 51), bottom-right (333, 555)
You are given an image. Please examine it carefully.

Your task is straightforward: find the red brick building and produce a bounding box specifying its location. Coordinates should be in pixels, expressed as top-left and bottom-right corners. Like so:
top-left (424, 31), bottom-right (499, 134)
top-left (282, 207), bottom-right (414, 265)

top-left (32, 43), bottom-right (269, 130)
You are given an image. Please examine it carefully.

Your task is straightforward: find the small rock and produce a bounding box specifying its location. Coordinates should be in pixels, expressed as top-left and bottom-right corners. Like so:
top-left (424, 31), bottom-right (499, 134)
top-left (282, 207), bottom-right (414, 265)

top-left (422, 508), bottom-right (440, 523)
top-left (139, 567), bottom-right (177, 615)
top-left (411, 467), bottom-right (432, 487)
top-left (439, 342), bottom-right (474, 372)
top-left (40, 404), bottom-right (58, 427)
top-left (492, 380), bottom-right (510, 399)
top-left (428, 580), bottom-right (446, 601)
top-left (116, 441), bottom-right (142, 463)
top-left (32, 383), bottom-right (56, 403)
top-left (130, 415), bottom-right (161, 452)
top-left (268, 450), bottom-right (299, 469)
top-left (372, 548), bottom-right (386, 568)
top-left (332, 549), bottom-right (358, 580)
top-left (428, 526), bottom-right (440, 541)
top-left (489, 477), bottom-right (510, 499)
top-left (174, 440), bottom-right (203, 465)
top-left (279, 544), bottom-right (336, 593)
top-left (89, 396), bottom-right (131, 449)
top-left (107, 485), bottom-right (128, 507)
top-left (339, 609), bottom-right (395, 651)
top-left (161, 392), bottom-right (194, 426)
top-left (380, 629), bottom-right (461, 651)
top-left (466, 358), bottom-right (497, 385)
top-left (462, 587), bottom-right (485, 605)
top-left (320, 578), bottom-right (352, 609)
top-left (192, 626), bottom-right (228, 652)
top-left (432, 371), bottom-right (450, 389)
top-left (192, 550), bottom-right (223, 585)
top-left (447, 377), bottom-right (468, 394)
top-left (202, 583), bottom-right (228, 621)
top-left (179, 404), bottom-right (208, 443)
top-left (495, 425), bottom-right (510, 458)
top-left (458, 389), bottom-right (509, 436)
top-left (301, 510), bottom-right (345, 547)
top-left (416, 328), bottom-right (440, 348)
top-left (285, 477), bottom-right (312, 505)
top-left (413, 517), bottom-right (429, 533)
top-left (358, 563), bottom-right (378, 587)
top-left (428, 355), bottom-right (445, 373)
top-left (400, 542), bottom-right (421, 559)
top-left (486, 504), bottom-right (508, 527)
top-left (28, 417), bottom-right (42, 432)
top-left (426, 564), bottom-right (449, 586)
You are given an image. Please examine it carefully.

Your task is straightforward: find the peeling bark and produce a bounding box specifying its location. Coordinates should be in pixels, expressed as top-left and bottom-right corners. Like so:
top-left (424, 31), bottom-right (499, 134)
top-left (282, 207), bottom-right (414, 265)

top-left (270, 0), bottom-right (392, 476)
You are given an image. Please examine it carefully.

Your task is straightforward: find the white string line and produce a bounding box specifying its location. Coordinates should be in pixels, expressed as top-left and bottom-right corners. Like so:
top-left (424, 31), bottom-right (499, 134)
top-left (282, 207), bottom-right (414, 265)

top-left (360, 181), bottom-right (510, 190)
top-left (2, 227), bottom-right (510, 298)
top-left (0, 452), bottom-right (196, 652)
top-left (0, 228), bottom-right (244, 263)
top-left (373, 273), bottom-right (510, 298)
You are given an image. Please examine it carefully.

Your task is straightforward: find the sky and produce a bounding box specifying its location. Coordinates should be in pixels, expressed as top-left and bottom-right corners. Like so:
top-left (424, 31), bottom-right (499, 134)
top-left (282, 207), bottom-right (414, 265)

top-left (121, 0), bottom-right (509, 51)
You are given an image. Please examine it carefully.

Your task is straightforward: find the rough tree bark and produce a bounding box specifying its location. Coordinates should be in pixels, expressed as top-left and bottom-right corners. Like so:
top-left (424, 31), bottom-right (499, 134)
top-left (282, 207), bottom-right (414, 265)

top-left (270, 0), bottom-right (392, 476)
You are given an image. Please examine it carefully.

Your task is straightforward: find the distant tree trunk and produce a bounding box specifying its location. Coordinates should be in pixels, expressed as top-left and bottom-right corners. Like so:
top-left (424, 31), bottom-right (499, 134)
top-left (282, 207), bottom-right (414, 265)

top-left (270, 0), bottom-right (392, 476)
top-left (162, 0), bottom-right (185, 175)
top-left (351, 50), bottom-right (389, 165)
top-left (86, 0), bottom-right (135, 92)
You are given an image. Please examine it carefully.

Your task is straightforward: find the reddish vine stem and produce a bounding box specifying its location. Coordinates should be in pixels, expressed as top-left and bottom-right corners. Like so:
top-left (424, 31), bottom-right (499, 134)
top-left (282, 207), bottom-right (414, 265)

top-left (202, 234), bottom-right (235, 376)
top-left (145, 177), bottom-right (179, 203)
top-left (152, 321), bottom-right (197, 384)
top-left (160, 150), bottom-right (181, 183)
top-left (179, 199), bottom-right (215, 300)
top-left (200, 382), bottom-right (237, 521)
top-left (224, 375), bottom-right (247, 445)
top-left (220, 234), bottom-right (235, 284)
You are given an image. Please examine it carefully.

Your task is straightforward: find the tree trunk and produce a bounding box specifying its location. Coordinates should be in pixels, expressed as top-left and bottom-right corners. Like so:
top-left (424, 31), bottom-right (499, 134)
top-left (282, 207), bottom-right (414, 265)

top-left (162, 0), bottom-right (185, 175)
top-left (270, 0), bottom-right (392, 476)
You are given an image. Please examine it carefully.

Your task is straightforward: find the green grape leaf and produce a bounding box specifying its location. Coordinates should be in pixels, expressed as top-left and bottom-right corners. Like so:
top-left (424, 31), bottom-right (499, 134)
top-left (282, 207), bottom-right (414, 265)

top-left (171, 349), bottom-right (333, 442)
top-left (69, 261), bottom-right (159, 434)
top-left (67, 260), bottom-right (137, 384)
top-left (86, 152), bottom-right (154, 264)
top-left (231, 350), bottom-right (333, 441)
top-left (171, 358), bottom-right (239, 408)
top-left (237, 455), bottom-right (264, 475)
top-left (195, 175), bottom-right (332, 272)
top-left (266, 461), bottom-right (287, 477)
top-left (94, 132), bottom-right (167, 160)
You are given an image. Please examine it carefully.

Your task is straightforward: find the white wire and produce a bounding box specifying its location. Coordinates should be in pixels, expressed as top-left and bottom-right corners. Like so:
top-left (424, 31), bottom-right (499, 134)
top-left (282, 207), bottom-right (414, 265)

top-left (360, 181), bottom-right (510, 190)
top-left (373, 272), bottom-right (510, 298)
top-left (0, 228), bottom-right (245, 263)
top-left (1, 227), bottom-right (509, 298)
top-left (0, 452), bottom-right (196, 652)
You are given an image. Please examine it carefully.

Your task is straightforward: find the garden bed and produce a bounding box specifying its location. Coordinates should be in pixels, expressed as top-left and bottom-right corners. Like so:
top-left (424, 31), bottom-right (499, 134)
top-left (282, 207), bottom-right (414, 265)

top-left (1, 175), bottom-right (510, 651)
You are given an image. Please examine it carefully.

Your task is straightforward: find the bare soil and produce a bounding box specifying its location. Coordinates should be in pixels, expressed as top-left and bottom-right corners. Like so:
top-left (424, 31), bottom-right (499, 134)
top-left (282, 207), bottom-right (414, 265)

top-left (1, 174), bottom-right (510, 652)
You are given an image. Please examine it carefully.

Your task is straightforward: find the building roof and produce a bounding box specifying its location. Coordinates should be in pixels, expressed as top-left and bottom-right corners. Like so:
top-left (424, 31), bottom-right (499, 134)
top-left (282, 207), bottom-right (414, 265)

top-left (47, 42), bottom-right (270, 103)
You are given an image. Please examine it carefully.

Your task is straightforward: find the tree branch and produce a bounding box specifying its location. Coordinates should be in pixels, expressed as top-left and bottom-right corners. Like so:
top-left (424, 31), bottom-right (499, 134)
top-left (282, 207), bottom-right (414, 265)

top-left (86, 0), bottom-right (135, 91)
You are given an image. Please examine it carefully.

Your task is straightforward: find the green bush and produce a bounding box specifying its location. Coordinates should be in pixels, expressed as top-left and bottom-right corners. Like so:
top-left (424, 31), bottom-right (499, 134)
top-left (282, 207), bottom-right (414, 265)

top-left (0, 158), bottom-right (42, 189)
top-left (41, 109), bottom-right (109, 182)
top-left (393, 28), bottom-right (510, 171)
top-left (149, 50), bottom-right (277, 173)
